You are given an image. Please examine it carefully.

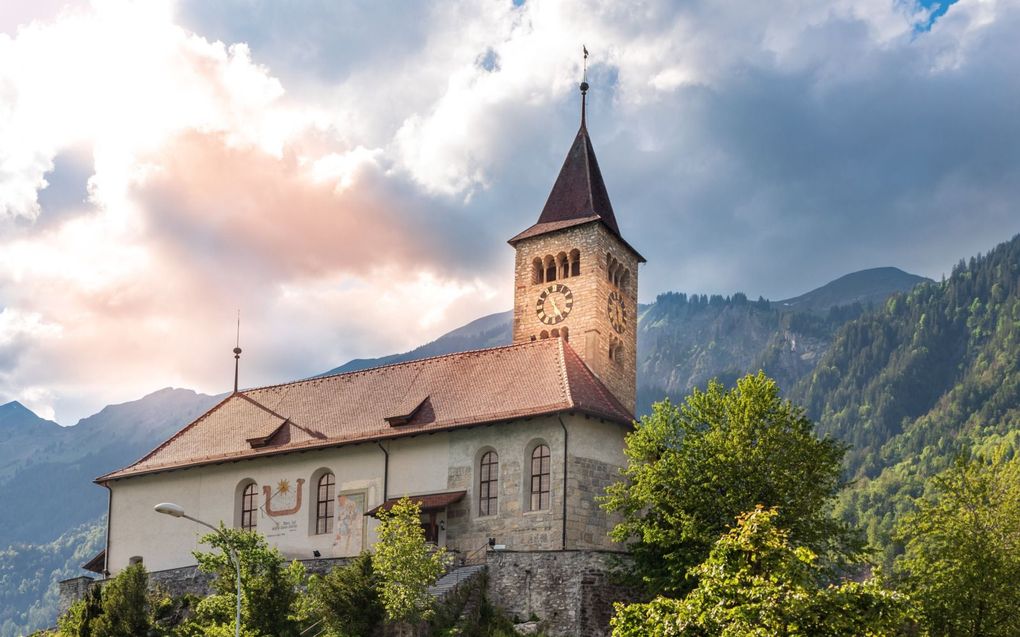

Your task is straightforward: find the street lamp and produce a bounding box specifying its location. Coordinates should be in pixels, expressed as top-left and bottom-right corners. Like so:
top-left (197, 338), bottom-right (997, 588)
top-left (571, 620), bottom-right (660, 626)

top-left (154, 503), bottom-right (241, 637)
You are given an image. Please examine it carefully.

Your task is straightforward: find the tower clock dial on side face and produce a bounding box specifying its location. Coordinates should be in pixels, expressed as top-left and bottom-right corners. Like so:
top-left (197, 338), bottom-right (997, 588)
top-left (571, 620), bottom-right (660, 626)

top-left (536, 284), bottom-right (574, 325)
top-left (608, 290), bottom-right (626, 333)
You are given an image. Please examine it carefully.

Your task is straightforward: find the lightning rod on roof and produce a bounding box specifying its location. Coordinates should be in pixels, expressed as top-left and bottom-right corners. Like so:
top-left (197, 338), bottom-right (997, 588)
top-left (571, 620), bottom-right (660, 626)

top-left (580, 44), bottom-right (590, 127)
top-left (233, 309), bottom-right (242, 394)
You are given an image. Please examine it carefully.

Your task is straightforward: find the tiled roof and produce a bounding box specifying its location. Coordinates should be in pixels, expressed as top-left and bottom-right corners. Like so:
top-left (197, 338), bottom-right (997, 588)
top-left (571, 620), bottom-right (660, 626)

top-left (365, 491), bottom-right (467, 516)
top-left (98, 339), bottom-right (632, 482)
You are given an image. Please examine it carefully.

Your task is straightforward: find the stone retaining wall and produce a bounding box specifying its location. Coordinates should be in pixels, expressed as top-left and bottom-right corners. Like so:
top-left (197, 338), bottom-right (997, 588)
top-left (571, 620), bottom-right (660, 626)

top-left (58, 556), bottom-right (351, 618)
top-left (485, 550), bottom-right (641, 637)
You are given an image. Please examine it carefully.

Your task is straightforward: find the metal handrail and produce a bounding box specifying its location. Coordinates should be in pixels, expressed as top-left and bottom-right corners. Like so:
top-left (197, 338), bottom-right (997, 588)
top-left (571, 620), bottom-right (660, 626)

top-left (461, 542), bottom-right (491, 566)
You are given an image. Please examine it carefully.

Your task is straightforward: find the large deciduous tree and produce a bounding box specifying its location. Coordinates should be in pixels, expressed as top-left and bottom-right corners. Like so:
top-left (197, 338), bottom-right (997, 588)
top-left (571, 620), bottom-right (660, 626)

top-left (602, 372), bottom-right (861, 595)
top-left (611, 507), bottom-right (915, 637)
top-left (894, 455), bottom-right (1020, 636)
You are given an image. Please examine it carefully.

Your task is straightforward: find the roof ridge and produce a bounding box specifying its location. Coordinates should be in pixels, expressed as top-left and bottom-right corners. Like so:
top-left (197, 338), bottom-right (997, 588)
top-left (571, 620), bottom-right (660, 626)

top-left (96, 393), bottom-right (236, 483)
top-left (556, 337), bottom-right (574, 406)
top-left (581, 127), bottom-right (595, 220)
top-left (236, 393), bottom-right (288, 421)
top-left (241, 339), bottom-right (551, 394)
top-left (561, 340), bottom-right (633, 421)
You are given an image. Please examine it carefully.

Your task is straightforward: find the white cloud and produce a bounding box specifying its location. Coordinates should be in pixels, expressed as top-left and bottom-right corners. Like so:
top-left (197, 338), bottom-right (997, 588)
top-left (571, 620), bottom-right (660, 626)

top-left (0, 0), bottom-right (1018, 424)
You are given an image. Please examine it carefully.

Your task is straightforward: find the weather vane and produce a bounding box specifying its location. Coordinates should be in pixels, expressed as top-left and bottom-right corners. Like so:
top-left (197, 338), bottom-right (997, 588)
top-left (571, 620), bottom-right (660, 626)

top-left (582, 45), bottom-right (589, 89)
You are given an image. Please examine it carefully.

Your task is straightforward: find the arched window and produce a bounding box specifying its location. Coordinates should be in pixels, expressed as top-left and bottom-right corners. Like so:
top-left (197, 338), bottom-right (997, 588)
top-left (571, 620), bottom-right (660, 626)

top-left (240, 482), bottom-right (258, 530)
top-left (561, 326), bottom-right (569, 341)
top-left (550, 328), bottom-right (559, 338)
top-left (530, 444), bottom-right (551, 511)
top-left (315, 472), bottom-right (335, 535)
top-left (479, 451), bottom-right (499, 516)
top-left (557, 252), bottom-right (569, 279)
top-left (569, 249), bottom-right (581, 277)
top-left (621, 269), bottom-right (631, 293)
top-left (532, 258), bottom-right (543, 285)
top-left (540, 330), bottom-right (549, 339)
top-left (609, 337), bottom-right (624, 363)
top-left (544, 256), bottom-right (557, 282)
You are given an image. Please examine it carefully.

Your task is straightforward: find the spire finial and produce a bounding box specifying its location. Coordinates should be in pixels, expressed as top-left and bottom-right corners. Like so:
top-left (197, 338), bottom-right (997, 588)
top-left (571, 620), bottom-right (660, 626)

top-left (233, 309), bottom-right (242, 394)
top-left (580, 45), bottom-right (589, 127)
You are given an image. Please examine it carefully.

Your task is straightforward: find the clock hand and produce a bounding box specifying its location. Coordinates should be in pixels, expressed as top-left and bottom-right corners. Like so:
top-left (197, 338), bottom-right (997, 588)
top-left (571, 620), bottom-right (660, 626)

top-left (549, 297), bottom-right (562, 317)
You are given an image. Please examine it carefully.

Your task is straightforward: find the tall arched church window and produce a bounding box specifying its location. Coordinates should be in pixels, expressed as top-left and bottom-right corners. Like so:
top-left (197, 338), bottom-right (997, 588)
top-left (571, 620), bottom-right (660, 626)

top-left (530, 444), bottom-right (551, 511)
top-left (479, 451), bottom-right (499, 516)
top-left (569, 249), bottom-right (581, 277)
top-left (241, 482), bottom-right (258, 530)
top-left (557, 252), bottom-right (569, 279)
top-left (561, 326), bottom-right (569, 341)
top-left (315, 472), bottom-right (335, 535)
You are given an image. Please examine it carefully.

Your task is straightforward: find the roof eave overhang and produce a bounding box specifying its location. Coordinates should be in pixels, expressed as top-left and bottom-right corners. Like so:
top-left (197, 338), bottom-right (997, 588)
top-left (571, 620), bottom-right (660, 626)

top-left (94, 405), bottom-right (632, 485)
top-left (508, 218), bottom-right (646, 263)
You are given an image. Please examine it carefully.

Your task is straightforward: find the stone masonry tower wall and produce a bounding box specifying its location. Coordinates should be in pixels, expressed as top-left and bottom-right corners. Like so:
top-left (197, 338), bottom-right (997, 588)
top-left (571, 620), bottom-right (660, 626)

top-left (512, 223), bottom-right (639, 414)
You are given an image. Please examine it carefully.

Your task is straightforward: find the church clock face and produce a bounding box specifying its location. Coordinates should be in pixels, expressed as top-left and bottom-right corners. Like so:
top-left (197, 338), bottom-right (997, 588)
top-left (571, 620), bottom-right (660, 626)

top-left (536, 284), bottom-right (574, 325)
top-left (608, 290), bottom-right (626, 333)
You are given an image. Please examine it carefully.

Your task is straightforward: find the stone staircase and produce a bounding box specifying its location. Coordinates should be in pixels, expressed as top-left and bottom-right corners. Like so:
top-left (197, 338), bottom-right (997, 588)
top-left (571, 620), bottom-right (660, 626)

top-left (428, 563), bottom-right (486, 600)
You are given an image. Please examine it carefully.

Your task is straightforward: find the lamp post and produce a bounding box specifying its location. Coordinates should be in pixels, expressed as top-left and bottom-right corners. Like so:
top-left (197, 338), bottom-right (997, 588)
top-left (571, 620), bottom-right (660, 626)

top-left (154, 503), bottom-right (241, 637)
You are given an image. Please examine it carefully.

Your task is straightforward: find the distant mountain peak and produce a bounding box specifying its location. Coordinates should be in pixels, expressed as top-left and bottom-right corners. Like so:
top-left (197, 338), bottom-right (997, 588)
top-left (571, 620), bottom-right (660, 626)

top-left (776, 267), bottom-right (931, 314)
top-left (0, 400), bottom-right (58, 429)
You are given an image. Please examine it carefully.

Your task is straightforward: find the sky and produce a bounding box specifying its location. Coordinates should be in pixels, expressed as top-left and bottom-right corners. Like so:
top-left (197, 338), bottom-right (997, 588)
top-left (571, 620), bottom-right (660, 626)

top-left (0, 0), bottom-right (1018, 424)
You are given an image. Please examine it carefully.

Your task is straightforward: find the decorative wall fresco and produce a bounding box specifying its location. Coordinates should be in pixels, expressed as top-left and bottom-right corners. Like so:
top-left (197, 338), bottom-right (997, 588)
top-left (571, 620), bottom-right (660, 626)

top-left (334, 493), bottom-right (366, 556)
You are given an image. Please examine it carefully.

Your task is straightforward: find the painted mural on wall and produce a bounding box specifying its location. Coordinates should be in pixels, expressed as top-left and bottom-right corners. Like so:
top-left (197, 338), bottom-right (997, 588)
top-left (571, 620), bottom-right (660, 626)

top-left (262, 478), bottom-right (305, 539)
top-left (334, 493), bottom-right (366, 556)
top-left (263, 478), bottom-right (305, 516)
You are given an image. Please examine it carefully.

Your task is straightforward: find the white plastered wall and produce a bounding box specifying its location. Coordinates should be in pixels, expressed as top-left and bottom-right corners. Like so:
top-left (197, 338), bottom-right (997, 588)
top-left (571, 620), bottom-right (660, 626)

top-left (105, 415), bottom-right (629, 574)
top-left (107, 441), bottom-right (391, 573)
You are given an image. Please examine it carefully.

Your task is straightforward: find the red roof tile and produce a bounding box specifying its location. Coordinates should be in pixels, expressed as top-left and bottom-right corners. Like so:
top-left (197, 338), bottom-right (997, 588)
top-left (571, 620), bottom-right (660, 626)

top-left (98, 339), bottom-right (632, 482)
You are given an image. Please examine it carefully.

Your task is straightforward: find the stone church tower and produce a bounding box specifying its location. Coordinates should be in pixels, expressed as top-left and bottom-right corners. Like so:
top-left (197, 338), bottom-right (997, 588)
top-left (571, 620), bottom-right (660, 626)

top-left (509, 82), bottom-right (645, 415)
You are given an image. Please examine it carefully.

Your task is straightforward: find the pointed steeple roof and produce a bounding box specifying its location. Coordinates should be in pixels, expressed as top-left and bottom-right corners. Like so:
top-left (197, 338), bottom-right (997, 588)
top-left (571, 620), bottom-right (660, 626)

top-left (536, 117), bottom-right (621, 235)
top-left (509, 81), bottom-right (644, 262)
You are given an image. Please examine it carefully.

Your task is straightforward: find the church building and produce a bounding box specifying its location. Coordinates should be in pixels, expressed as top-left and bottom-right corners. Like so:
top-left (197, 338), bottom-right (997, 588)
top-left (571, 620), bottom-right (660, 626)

top-left (93, 80), bottom-right (644, 579)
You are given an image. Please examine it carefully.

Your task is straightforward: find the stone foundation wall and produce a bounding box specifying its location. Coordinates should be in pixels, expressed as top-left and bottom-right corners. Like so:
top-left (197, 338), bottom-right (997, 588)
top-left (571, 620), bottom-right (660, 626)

top-left (58, 556), bottom-right (351, 617)
top-left (485, 550), bottom-right (641, 637)
top-left (57, 576), bottom-right (95, 616)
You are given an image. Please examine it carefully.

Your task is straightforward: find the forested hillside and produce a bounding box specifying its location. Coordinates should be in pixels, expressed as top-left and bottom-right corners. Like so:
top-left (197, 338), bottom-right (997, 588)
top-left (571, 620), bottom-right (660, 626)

top-left (636, 292), bottom-right (869, 413)
top-left (794, 234), bottom-right (1020, 563)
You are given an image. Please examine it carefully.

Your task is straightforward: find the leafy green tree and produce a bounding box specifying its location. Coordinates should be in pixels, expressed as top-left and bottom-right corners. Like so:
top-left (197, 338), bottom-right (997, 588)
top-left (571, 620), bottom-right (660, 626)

top-left (611, 507), bottom-right (916, 637)
top-left (181, 527), bottom-right (308, 637)
top-left (893, 455), bottom-right (1020, 636)
top-left (603, 372), bottom-right (861, 595)
top-left (88, 563), bottom-right (151, 637)
top-left (57, 584), bottom-right (103, 637)
top-left (372, 497), bottom-right (446, 624)
top-left (307, 553), bottom-right (384, 637)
